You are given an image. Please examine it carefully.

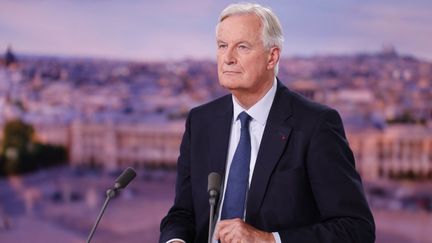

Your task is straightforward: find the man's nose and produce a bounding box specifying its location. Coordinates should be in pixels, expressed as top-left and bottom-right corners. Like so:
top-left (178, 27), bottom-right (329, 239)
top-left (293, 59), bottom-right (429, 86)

top-left (224, 48), bottom-right (237, 65)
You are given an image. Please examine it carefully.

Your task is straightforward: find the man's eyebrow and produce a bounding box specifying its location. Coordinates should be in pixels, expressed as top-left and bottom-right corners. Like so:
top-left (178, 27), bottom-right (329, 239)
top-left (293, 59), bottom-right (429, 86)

top-left (238, 41), bottom-right (251, 45)
top-left (217, 40), bottom-right (252, 45)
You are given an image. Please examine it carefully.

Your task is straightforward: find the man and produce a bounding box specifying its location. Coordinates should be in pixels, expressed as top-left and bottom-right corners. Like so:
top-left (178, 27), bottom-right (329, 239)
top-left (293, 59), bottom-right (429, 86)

top-left (160, 3), bottom-right (375, 243)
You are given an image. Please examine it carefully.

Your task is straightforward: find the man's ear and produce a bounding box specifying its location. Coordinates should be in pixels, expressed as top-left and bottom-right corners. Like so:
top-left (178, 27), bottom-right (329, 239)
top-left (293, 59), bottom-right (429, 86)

top-left (267, 47), bottom-right (280, 70)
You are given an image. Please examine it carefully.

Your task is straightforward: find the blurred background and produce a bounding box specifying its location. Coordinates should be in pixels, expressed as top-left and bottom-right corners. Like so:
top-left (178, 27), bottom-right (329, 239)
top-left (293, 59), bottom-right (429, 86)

top-left (0, 0), bottom-right (431, 242)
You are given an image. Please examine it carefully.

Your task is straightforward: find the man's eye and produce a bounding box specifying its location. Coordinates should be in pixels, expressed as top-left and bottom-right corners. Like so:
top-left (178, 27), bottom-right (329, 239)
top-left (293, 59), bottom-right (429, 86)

top-left (218, 44), bottom-right (227, 49)
top-left (238, 45), bottom-right (248, 50)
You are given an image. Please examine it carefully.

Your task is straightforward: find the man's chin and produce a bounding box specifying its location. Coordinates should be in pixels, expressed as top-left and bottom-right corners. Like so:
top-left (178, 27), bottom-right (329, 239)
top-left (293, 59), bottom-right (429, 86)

top-left (219, 82), bottom-right (239, 91)
top-left (219, 78), bottom-right (240, 87)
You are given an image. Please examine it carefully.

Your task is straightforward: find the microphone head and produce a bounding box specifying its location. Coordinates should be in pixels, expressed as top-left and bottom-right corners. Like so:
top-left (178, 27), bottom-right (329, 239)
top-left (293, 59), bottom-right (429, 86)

top-left (207, 172), bottom-right (221, 194)
top-left (114, 167), bottom-right (137, 189)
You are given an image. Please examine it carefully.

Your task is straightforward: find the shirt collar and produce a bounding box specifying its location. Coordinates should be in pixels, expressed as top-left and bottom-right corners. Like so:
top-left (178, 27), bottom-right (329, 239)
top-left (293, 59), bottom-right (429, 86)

top-left (232, 77), bottom-right (277, 125)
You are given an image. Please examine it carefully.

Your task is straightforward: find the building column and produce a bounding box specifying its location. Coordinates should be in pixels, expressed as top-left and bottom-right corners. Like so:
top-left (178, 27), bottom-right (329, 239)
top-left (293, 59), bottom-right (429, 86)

top-left (104, 121), bottom-right (118, 170)
top-left (70, 120), bottom-right (83, 166)
top-left (362, 133), bottom-right (380, 180)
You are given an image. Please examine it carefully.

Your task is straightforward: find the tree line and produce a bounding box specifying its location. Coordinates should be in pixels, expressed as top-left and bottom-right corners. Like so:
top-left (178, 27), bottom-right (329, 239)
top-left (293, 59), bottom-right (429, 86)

top-left (0, 120), bottom-right (67, 176)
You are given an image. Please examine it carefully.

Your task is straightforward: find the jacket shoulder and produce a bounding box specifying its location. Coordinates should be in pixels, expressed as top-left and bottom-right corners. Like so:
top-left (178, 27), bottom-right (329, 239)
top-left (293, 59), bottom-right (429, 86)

top-left (189, 94), bottom-right (232, 118)
top-left (279, 84), bottom-right (341, 129)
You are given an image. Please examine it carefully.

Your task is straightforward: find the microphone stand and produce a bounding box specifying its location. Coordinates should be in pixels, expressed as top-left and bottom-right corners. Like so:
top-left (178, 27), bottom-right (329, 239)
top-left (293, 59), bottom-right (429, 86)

top-left (86, 188), bottom-right (117, 243)
top-left (86, 167), bottom-right (136, 243)
top-left (208, 190), bottom-right (218, 243)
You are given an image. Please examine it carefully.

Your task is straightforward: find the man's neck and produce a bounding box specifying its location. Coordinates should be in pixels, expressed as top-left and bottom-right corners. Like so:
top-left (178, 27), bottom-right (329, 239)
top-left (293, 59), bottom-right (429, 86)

top-left (232, 77), bottom-right (275, 110)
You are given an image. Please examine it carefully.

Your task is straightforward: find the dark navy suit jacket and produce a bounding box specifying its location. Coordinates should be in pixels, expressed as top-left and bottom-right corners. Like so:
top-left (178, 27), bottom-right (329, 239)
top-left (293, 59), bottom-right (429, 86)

top-left (160, 81), bottom-right (375, 243)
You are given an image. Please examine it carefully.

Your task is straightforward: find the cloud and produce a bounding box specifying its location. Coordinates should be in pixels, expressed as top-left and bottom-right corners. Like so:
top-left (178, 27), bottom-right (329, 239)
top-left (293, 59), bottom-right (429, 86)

top-left (0, 2), bottom-right (115, 55)
top-left (0, 0), bottom-right (222, 60)
top-left (349, 3), bottom-right (432, 58)
top-left (0, 0), bottom-right (431, 60)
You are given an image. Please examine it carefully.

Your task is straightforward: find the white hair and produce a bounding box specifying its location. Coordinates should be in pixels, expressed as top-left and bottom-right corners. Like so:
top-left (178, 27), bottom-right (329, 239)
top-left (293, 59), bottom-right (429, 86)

top-left (216, 2), bottom-right (284, 74)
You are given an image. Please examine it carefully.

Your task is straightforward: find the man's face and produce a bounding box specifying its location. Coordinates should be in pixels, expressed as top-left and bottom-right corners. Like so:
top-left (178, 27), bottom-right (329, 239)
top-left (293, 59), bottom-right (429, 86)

top-left (216, 14), bottom-right (274, 97)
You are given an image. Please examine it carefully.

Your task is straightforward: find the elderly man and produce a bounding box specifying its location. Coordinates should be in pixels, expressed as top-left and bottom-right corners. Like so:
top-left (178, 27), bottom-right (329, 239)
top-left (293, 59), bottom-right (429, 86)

top-left (160, 2), bottom-right (375, 243)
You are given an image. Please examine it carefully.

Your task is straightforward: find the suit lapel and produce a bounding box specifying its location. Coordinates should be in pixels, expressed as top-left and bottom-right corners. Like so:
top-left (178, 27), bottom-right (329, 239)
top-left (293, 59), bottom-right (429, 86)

top-left (207, 96), bottom-right (233, 223)
top-left (246, 82), bottom-right (293, 224)
top-left (208, 96), bottom-right (233, 182)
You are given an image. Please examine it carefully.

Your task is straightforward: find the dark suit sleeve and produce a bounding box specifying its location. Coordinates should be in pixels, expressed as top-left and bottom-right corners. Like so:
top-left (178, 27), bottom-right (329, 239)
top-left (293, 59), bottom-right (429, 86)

top-left (279, 109), bottom-right (375, 243)
top-left (159, 112), bottom-right (195, 243)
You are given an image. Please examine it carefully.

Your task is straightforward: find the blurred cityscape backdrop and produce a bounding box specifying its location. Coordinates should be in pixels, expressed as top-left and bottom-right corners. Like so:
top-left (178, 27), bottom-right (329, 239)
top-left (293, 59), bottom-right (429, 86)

top-left (0, 1), bottom-right (431, 243)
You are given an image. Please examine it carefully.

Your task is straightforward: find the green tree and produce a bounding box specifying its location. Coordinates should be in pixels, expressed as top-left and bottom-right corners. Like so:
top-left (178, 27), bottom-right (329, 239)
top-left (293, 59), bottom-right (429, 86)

top-left (0, 119), bottom-right (68, 176)
top-left (1, 119), bottom-right (35, 174)
top-left (32, 143), bottom-right (67, 167)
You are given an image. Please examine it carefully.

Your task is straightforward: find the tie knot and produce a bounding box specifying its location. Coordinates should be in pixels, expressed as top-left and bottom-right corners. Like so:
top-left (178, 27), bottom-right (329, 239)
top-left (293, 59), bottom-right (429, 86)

top-left (238, 112), bottom-right (251, 128)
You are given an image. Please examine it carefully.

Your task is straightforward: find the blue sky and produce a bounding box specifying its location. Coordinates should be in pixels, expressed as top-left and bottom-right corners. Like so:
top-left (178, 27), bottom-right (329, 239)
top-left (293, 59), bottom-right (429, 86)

top-left (0, 0), bottom-right (431, 61)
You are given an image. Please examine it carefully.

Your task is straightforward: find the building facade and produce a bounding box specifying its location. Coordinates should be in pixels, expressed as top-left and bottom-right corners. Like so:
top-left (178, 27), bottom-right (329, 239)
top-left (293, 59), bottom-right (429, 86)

top-left (348, 125), bottom-right (432, 181)
top-left (2, 119), bottom-right (430, 181)
top-left (68, 120), bottom-right (184, 170)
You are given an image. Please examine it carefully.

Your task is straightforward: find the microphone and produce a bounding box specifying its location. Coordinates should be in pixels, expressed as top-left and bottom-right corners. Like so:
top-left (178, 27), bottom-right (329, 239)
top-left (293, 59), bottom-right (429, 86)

top-left (86, 167), bottom-right (137, 243)
top-left (208, 172), bottom-right (221, 200)
top-left (107, 167), bottom-right (137, 198)
top-left (207, 172), bottom-right (221, 243)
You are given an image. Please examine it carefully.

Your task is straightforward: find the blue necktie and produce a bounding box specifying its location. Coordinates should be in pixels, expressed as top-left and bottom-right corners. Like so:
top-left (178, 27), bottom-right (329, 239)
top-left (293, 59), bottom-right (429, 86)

top-left (221, 111), bottom-right (252, 219)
